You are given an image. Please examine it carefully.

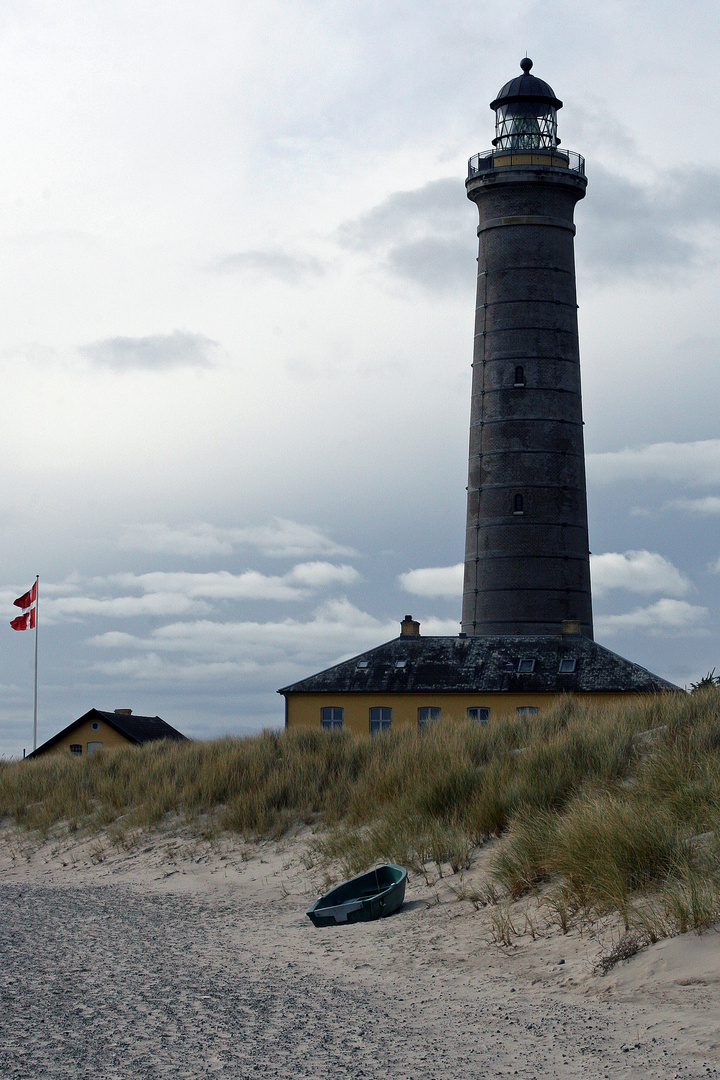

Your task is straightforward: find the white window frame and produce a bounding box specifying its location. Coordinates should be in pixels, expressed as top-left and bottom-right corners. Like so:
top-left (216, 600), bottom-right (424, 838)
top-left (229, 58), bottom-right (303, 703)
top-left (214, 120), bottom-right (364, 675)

top-left (321, 706), bottom-right (344, 730)
top-left (417, 706), bottom-right (441, 728)
top-left (369, 707), bottom-right (392, 735)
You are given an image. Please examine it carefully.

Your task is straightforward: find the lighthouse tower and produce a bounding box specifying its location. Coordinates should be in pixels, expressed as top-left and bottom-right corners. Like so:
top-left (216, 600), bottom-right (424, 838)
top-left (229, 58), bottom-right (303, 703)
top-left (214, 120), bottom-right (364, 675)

top-left (461, 59), bottom-right (593, 638)
top-left (279, 58), bottom-right (682, 734)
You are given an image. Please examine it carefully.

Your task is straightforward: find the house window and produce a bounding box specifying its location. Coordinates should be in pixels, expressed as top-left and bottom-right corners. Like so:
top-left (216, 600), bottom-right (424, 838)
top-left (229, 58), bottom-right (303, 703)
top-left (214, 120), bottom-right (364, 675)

top-left (418, 706), bottom-right (441, 728)
top-left (321, 707), bottom-right (344, 731)
top-left (514, 365), bottom-right (525, 386)
top-left (513, 494), bottom-right (524, 515)
top-left (558, 658), bottom-right (577, 673)
top-left (517, 658), bottom-right (536, 673)
top-left (87, 742), bottom-right (103, 754)
top-left (516, 707), bottom-right (539, 716)
top-left (369, 707), bottom-right (392, 735)
top-left (69, 744), bottom-right (82, 755)
top-left (467, 707), bottom-right (490, 723)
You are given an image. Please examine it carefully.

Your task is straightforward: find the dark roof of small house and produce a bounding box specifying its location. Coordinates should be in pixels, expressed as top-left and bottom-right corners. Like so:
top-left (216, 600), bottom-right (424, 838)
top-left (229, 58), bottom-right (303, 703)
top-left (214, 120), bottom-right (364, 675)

top-left (278, 635), bottom-right (681, 696)
top-left (27, 708), bottom-right (188, 758)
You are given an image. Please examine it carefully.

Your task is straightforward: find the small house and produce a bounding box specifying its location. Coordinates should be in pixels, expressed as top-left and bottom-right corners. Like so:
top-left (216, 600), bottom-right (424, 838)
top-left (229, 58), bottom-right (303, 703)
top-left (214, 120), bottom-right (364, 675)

top-left (28, 708), bottom-right (188, 758)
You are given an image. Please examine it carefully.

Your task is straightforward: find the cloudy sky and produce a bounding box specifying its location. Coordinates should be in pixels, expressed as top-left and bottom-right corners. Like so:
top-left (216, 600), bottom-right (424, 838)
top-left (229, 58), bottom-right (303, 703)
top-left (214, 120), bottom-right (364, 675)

top-left (2, 1), bottom-right (719, 755)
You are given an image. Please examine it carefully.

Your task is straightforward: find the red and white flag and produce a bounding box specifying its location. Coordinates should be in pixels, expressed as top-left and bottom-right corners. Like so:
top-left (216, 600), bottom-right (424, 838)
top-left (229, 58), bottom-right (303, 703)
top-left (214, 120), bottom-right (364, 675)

top-left (13, 582), bottom-right (37, 611)
top-left (11, 582), bottom-right (37, 630)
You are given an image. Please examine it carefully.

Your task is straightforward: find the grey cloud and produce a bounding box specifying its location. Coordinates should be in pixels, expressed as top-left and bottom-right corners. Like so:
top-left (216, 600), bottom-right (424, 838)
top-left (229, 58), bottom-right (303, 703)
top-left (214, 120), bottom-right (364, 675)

top-left (587, 439), bottom-right (720, 487)
top-left (211, 249), bottom-right (325, 283)
top-left (387, 236), bottom-right (476, 290)
top-left (80, 331), bottom-right (218, 371)
top-left (339, 179), bottom-right (466, 248)
top-left (117, 519), bottom-right (357, 560)
top-left (338, 178), bottom-right (476, 291)
top-left (594, 599), bottom-right (708, 637)
top-left (578, 163), bottom-right (720, 278)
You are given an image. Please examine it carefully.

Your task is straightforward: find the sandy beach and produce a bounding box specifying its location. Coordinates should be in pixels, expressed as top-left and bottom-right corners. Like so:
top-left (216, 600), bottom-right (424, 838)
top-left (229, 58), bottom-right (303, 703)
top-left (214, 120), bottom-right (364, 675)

top-left (0, 826), bottom-right (718, 1079)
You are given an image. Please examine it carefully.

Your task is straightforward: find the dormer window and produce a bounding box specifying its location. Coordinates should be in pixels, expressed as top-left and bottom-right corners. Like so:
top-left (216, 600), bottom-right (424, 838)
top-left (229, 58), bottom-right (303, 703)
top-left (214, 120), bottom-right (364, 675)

top-left (517, 658), bottom-right (535, 673)
top-left (558, 658), bottom-right (576, 673)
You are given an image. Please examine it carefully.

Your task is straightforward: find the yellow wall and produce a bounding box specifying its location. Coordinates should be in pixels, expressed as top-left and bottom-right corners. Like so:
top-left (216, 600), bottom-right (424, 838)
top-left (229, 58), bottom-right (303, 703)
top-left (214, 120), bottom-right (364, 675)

top-left (41, 718), bottom-right (134, 756)
top-left (284, 691), bottom-right (646, 736)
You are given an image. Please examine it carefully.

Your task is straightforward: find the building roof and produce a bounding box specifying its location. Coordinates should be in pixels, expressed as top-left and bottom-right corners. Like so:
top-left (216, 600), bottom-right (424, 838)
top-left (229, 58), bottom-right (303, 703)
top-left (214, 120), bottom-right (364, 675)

top-left (28, 708), bottom-right (188, 758)
top-left (278, 635), bottom-right (681, 696)
top-left (491, 58), bottom-right (563, 111)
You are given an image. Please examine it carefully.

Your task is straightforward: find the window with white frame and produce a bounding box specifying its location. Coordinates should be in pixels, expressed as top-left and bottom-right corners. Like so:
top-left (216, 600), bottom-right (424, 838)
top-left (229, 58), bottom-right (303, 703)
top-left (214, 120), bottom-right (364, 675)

top-left (516, 706), bottom-right (539, 716)
top-left (321, 706), bottom-right (344, 730)
top-left (418, 706), bottom-right (441, 728)
top-left (467, 707), bottom-right (490, 723)
top-left (369, 707), bottom-right (392, 735)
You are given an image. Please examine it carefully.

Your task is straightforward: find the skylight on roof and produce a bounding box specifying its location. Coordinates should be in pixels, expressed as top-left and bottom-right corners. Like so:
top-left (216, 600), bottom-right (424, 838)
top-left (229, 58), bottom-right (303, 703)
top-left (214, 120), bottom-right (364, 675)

top-left (517, 658), bottom-right (536, 673)
top-left (395, 660), bottom-right (407, 669)
top-left (356, 660), bottom-right (369, 669)
top-left (558, 658), bottom-right (576, 673)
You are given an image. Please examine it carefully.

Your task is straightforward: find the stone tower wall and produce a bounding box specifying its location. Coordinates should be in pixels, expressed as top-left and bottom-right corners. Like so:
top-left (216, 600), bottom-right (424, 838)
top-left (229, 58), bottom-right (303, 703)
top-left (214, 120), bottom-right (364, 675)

top-left (461, 166), bottom-right (593, 637)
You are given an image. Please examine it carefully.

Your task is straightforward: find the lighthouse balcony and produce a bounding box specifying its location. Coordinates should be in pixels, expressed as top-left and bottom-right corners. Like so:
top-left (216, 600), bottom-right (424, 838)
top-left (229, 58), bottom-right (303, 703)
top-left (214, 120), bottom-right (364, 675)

top-left (468, 148), bottom-right (585, 179)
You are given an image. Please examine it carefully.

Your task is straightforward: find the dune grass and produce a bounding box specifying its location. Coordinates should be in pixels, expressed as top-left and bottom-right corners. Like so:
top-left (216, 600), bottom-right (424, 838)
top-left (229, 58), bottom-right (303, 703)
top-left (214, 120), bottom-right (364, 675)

top-left (2, 690), bottom-right (719, 934)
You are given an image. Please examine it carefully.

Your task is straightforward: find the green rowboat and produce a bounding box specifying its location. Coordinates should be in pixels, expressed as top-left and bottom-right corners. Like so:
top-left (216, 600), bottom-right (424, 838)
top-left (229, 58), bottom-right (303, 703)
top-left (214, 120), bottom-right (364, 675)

top-left (306, 863), bottom-right (407, 927)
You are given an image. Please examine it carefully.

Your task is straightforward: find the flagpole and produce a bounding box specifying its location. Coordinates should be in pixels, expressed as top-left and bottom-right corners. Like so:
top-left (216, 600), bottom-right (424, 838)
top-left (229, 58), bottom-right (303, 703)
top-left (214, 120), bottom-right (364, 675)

top-left (33, 576), bottom-right (38, 752)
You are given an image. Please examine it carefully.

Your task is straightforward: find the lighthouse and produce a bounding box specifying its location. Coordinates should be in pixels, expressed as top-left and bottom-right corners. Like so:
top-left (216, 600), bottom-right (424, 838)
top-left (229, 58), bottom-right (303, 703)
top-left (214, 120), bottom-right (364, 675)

top-left (279, 59), bottom-right (680, 735)
top-left (461, 59), bottom-right (593, 638)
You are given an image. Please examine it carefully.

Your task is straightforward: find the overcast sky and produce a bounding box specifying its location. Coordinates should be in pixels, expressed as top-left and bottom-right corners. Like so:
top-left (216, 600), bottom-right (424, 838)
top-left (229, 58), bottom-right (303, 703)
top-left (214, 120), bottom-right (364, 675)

top-left (2, 1), bottom-right (719, 756)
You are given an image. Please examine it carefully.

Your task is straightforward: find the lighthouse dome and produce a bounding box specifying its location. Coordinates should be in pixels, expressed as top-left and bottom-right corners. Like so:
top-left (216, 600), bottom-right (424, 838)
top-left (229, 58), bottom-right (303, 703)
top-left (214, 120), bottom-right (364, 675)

top-left (490, 58), bottom-right (562, 149)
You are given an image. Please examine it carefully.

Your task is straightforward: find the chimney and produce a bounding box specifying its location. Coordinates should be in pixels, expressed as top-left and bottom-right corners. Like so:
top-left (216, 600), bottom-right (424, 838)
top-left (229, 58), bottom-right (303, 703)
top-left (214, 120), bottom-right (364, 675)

top-left (561, 620), bottom-right (581, 637)
top-left (114, 708), bottom-right (133, 715)
top-left (400, 615), bottom-right (420, 637)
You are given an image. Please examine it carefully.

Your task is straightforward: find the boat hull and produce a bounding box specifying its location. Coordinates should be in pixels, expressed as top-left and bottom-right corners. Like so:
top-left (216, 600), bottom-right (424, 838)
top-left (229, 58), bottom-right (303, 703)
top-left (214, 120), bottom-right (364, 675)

top-left (306, 864), bottom-right (407, 927)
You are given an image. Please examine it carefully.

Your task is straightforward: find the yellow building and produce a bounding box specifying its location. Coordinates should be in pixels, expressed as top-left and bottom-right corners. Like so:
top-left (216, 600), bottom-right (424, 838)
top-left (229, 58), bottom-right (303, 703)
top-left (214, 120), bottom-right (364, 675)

top-left (28, 708), bottom-right (187, 757)
top-left (279, 617), bottom-right (680, 736)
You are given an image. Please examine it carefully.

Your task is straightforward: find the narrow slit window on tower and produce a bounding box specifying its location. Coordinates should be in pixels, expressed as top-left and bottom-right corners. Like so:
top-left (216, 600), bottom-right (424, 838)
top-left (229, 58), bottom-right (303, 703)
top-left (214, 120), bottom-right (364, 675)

top-left (514, 365), bottom-right (525, 386)
top-left (513, 493), bottom-right (524, 515)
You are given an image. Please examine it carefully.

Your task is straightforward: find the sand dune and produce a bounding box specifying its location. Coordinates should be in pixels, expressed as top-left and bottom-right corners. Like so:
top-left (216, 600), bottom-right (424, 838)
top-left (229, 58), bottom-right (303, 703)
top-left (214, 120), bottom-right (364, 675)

top-left (1, 827), bottom-right (718, 1078)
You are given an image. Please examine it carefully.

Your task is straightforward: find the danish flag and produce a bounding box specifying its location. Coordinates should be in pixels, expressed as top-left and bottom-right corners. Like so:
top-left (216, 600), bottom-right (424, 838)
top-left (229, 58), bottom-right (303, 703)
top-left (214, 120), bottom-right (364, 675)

top-left (11, 582), bottom-right (37, 630)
